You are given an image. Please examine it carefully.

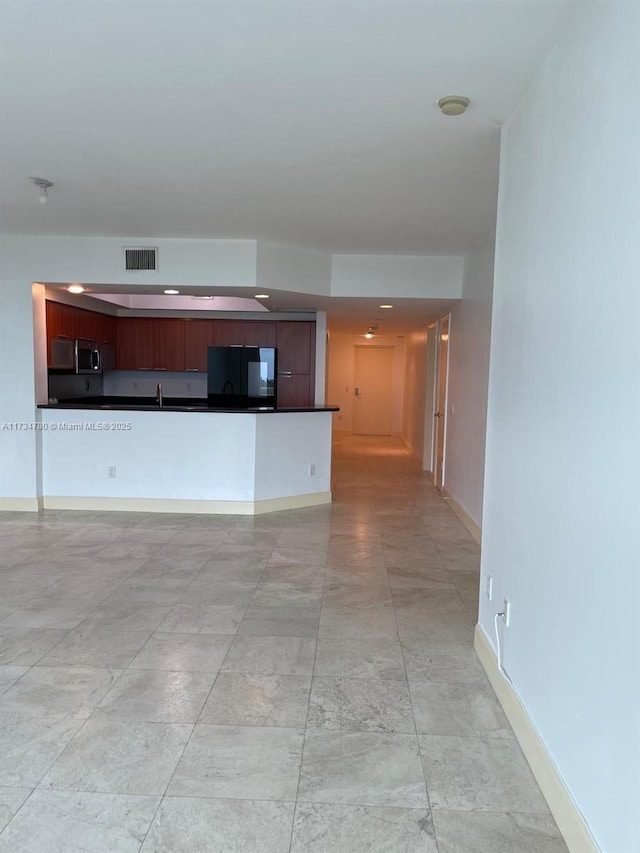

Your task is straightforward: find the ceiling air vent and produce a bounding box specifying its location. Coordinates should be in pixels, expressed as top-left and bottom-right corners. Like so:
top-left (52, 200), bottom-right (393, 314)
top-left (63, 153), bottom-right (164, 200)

top-left (124, 247), bottom-right (158, 271)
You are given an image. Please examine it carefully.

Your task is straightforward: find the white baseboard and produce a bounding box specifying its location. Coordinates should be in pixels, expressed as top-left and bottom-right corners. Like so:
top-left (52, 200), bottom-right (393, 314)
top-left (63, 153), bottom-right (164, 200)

top-left (253, 492), bottom-right (332, 514)
top-left (442, 488), bottom-right (482, 545)
top-left (42, 492), bottom-right (332, 516)
top-left (0, 497), bottom-right (43, 512)
top-left (474, 625), bottom-right (600, 853)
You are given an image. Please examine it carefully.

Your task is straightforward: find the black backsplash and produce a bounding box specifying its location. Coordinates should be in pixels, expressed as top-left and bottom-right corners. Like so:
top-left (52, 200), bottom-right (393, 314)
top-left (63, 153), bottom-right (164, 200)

top-left (48, 373), bottom-right (104, 401)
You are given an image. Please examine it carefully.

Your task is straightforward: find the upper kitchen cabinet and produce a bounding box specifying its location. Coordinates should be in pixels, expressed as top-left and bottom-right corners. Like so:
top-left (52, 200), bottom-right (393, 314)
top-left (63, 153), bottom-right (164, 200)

top-left (244, 321), bottom-right (277, 348)
top-left (117, 319), bottom-right (154, 370)
top-left (46, 301), bottom-right (117, 366)
top-left (94, 313), bottom-right (117, 346)
top-left (46, 300), bottom-right (79, 343)
top-left (153, 319), bottom-right (185, 371)
top-left (184, 319), bottom-right (214, 372)
top-left (212, 319), bottom-right (245, 346)
top-left (118, 318), bottom-right (185, 371)
top-left (276, 321), bottom-right (313, 374)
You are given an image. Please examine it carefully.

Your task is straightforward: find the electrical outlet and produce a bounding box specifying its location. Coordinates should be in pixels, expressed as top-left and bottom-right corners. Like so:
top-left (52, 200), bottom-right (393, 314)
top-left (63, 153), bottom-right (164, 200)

top-left (107, 466), bottom-right (117, 479)
top-left (503, 597), bottom-right (511, 627)
top-left (486, 575), bottom-right (493, 600)
top-left (308, 464), bottom-right (316, 476)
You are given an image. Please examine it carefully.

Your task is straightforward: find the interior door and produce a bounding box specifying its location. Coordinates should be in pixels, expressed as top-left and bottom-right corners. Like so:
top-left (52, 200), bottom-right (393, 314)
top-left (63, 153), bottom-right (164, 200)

top-left (435, 315), bottom-right (450, 490)
top-left (353, 345), bottom-right (394, 435)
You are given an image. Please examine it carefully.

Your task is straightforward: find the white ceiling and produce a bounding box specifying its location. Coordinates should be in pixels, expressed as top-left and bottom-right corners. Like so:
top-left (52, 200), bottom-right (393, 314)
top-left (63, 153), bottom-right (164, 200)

top-left (1, 0), bottom-right (577, 257)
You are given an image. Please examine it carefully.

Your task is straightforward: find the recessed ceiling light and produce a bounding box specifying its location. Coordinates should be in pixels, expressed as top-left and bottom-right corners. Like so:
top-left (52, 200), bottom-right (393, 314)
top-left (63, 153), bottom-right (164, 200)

top-left (164, 289), bottom-right (180, 295)
top-left (379, 304), bottom-right (393, 309)
top-left (68, 284), bottom-right (85, 294)
top-left (254, 294), bottom-right (269, 299)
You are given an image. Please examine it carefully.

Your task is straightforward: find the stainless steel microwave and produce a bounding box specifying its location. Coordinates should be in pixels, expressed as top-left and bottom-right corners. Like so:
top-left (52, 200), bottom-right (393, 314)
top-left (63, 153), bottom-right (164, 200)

top-left (50, 338), bottom-right (101, 373)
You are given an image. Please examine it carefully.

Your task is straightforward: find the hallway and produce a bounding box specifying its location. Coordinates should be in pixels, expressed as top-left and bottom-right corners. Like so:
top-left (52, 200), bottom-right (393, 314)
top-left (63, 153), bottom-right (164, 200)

top-left (0, 436), bottom-right (567, 851)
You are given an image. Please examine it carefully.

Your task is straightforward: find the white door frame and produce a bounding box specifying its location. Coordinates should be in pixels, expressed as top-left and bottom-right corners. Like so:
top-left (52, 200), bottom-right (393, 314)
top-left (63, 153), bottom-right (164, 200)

top-left (434, 314), bottom-right (451, 491)
top-left (422, 323), bottom-right (438, 473)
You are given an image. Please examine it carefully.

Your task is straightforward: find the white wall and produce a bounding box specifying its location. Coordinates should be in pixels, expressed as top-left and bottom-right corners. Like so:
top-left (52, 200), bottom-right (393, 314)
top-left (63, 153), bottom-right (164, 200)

top-left (40, 409), bottom-right (332, 505)
top-left (0, 235), bottom-right (258, 288)
top-left (0, 280), bottom-right (40, 503)
top-left (480, 4), bottom-right (640, 852)
top-left (254, 412), bottom-right (332, 500)
top-left (41, 410), bottom-right (256, 501)
top-left (327, 335), bottom-right (405, 434)
top-left (401, 330), bottom-right (428, 461)
top-left (444, 232), bottom-right (494, 526)
top-left (331, 253), bottom-right (463, 298)
top-left (256, 241), bottom-right (332, 297)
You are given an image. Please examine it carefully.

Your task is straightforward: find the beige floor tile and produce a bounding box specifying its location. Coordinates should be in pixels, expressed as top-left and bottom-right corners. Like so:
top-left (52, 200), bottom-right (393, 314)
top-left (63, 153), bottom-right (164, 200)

top-left (140, 797), bottom-right (294, 852)
top-left (0, 436), bottom-right (564, 852)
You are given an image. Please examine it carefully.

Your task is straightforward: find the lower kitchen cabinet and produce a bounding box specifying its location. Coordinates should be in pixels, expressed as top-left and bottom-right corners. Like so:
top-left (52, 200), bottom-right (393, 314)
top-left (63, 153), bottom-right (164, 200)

top-left (277, 373), bottom-right (311, 408)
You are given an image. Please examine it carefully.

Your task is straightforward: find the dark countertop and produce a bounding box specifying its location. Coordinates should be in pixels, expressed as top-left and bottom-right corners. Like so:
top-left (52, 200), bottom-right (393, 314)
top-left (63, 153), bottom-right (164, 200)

top-left (38, 396), bottom-right (339, 414)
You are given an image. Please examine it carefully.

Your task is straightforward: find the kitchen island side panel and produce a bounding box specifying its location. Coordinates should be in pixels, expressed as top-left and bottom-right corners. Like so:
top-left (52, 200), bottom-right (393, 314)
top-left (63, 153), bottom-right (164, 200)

top-left (253, 411), bottom-right (332, 501)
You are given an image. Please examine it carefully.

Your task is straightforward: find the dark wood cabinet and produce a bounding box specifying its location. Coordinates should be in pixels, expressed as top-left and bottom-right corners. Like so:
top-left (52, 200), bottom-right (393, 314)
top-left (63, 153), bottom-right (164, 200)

top-left (118, 319), bottom-right (185, 371)
top-left (117, 319), bottom-right (154, 370)
top-left (153, 319), bottom-right (185, 371)
top-left (212, 320), bottom-right (245, 346)
top-left (184, 320), bottom-right (213, 371)
top-left (244, 321), bottom-right (276, 348)
top-left (46, 301), bottom-right (78, 342)
top-left (95, 313), bottom-right (117, 346)
top-left (276, 373), bottom-right (311, 408)
top-left (276, 321), bottom-right (315, 407)
top-left (46, 301), bottom-right (118, 366)
top-left (46, 306), bottom-right (316, 390)
top-left (276, 322), bottom-right (312, 374)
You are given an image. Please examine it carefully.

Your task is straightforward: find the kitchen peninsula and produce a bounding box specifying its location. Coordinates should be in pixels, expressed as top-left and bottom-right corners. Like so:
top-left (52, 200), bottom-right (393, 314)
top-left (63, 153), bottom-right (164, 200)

top-left (38, 295), bottom-right (336, 515)
top-left (37, 400), bottom-right (337, 514)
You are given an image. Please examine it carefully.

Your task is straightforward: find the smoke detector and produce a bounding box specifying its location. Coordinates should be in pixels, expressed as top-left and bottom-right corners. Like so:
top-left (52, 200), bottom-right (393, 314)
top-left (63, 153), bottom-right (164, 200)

top-left (437, 95), bottom-right (470, 116)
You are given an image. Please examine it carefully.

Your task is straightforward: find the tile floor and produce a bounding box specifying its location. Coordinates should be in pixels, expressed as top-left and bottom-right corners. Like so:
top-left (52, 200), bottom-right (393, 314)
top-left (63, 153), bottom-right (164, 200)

top-left (0, 435), bottom-right (568, 852)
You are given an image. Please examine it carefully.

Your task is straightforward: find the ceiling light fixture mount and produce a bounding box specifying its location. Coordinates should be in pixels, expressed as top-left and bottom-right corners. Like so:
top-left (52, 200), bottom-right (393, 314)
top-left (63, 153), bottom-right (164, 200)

top-left (437, 95), bottom-right (470, 116)
top-left (30, 176), bottom-right (53, 204)
top-left (364, 324), bottom-right (378, 339)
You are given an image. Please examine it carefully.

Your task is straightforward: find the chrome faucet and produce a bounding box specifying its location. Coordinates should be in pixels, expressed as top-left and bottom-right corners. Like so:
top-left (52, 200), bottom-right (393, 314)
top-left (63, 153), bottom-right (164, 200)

top-left (156, 383), bottom-right (163, 408)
